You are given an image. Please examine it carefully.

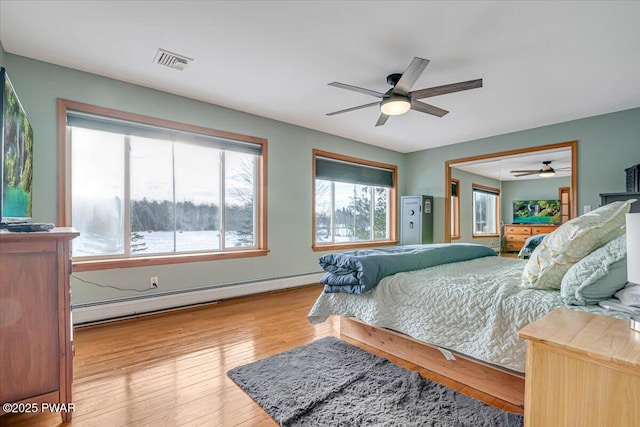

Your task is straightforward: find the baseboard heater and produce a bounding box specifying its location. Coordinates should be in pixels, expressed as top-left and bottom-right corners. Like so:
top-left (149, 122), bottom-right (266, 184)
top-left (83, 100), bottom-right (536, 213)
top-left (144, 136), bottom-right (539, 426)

top-left (72, 272), bottom-right (324, 326)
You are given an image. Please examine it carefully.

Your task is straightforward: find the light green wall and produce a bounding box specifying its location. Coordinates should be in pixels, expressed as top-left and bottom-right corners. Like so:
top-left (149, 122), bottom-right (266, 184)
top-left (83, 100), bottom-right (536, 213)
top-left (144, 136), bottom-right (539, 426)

top-left (3, 53), bottom-right (406, 305)
top-left (407, 108), bottom-right (640, 242)
top-left (501, 176), bottom-right (571, 223)
top-left (0, 42), bottom-right (5, 67)
top-left (4, 48), bottom-right (639, 305)
top-left (450, 168), bottom-right (500, 247)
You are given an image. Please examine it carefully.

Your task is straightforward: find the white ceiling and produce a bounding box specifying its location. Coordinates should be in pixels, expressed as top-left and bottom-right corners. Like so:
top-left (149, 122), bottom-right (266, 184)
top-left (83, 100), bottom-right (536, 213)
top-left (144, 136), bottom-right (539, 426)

top-left (1, 1), bottom-right (639, 153)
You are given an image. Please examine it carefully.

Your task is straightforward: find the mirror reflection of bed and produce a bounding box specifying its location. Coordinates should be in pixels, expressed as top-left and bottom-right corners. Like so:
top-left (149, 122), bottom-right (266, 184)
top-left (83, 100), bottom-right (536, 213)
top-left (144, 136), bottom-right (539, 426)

top-left (308, 140), bottom-right (637, 414)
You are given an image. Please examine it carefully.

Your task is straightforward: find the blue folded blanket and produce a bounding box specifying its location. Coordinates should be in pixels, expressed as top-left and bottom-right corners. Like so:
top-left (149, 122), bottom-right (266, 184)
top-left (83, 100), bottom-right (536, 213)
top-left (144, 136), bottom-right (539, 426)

top-left (517, 234), bottom-right (548, 259)
top-left (319, 243), bottom-right (497, 294)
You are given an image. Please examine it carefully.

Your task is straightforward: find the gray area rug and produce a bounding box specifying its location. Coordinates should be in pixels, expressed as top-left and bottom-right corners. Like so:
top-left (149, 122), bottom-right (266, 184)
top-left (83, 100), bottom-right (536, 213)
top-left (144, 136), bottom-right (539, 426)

top-left (227, 336), bottom-right (523, 427)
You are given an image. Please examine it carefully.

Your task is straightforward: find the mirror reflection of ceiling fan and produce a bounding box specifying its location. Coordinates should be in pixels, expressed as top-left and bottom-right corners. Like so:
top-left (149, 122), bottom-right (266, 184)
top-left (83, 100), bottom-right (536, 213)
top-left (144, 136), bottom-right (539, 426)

top-left (510, 161), bottom-right (570, 178)
top-left (326, 57), bottom-right (483, 127)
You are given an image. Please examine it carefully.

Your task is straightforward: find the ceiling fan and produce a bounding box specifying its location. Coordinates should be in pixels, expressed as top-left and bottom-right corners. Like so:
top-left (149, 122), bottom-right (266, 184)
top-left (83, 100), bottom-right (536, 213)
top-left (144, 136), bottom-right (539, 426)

top-left (326, 57), bottom-right (482, 127)
top-left (510, 161), bottom-right (570, 178)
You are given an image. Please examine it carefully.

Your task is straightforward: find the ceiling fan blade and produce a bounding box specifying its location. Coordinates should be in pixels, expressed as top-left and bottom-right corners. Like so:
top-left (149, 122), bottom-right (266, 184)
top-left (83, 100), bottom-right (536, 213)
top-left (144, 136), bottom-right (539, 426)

top-left (326, 101), bottom-right (380, 116)
top-left (513, 172), bottom-right (539, 177)
top-left (510, 170), bottom-right (538, 173)
top-left (375, 113), bottom-right (390, 127)
top-left (410, 100), bottom-right (449, 117)
top-left (410, 79), bottom-right (483, 100)
top-left (393, 57), bottom-right (430, 95)
top-left (328, 82), bottom-right (385, 98)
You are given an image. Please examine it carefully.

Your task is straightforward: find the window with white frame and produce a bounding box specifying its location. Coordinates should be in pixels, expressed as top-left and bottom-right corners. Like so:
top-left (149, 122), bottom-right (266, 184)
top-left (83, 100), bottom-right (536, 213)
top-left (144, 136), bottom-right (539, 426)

top-left (472, 183), bottom-right (500, 237)
top-left (313, 150), bottom-right (396, 249)
top-left (60, 101), bottom-right (267, 266)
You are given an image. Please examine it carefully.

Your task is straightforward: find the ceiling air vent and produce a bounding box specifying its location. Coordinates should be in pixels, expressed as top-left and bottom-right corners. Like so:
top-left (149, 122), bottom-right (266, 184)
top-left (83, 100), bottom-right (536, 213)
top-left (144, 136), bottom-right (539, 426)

top-left (153, 48), bottom-right (193, 71)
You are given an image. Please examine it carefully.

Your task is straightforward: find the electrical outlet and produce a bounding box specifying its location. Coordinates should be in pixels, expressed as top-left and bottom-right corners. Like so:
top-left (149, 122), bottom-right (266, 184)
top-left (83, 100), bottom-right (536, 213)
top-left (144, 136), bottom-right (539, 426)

top-left (149, 276), bottom-right (158, 289)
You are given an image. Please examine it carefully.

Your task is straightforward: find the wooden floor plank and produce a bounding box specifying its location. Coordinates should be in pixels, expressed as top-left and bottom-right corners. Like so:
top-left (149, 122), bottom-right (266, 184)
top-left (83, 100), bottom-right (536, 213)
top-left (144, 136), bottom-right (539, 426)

top-left (0, 285), bottom-right (522, 426)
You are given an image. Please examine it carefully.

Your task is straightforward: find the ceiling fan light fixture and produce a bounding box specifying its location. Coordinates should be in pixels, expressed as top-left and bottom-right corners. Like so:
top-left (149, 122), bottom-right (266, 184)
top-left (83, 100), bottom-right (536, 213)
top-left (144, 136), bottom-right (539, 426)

top-left (380, 95), bottom-right (411, 116)
top-left (538, 161), bottom-right (556, 177)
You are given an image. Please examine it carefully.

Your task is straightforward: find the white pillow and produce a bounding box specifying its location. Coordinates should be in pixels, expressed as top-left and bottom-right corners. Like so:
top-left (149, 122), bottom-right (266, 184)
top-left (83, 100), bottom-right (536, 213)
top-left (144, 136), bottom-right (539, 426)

top-left (560, 235), bottom-right (627, 305)
top-left (615, 283), bottom-right (640, 307)
top-left (521, 199), bottom-right (635, 289)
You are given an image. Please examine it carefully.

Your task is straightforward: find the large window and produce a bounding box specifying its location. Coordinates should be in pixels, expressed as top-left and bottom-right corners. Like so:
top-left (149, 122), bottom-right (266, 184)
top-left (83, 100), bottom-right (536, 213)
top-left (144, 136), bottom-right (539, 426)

top-left (313, 150), bottom-right (397, 250)
top-left (58, 99), bottom-right (267, 270)
top-left (472, 184), bottom-right (500, 237)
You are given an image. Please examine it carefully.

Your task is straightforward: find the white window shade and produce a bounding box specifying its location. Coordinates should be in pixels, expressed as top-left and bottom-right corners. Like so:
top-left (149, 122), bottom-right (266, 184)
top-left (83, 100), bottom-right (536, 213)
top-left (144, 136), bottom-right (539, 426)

top-left (67, 110), bottom-right (262, 155)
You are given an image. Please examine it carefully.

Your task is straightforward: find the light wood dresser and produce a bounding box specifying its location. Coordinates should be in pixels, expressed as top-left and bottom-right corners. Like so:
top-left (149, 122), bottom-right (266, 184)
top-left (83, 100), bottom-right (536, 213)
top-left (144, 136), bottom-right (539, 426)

top-left (518, 308), bottom-right (640, 427)
top-left (0, 228), bottom-right (79, 422)
top-left (503, 224), bottom-right (558, 252)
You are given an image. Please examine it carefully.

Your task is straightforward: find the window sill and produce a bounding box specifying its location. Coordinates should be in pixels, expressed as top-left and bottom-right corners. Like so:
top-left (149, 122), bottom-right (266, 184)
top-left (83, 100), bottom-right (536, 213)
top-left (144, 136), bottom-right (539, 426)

top-left (312, 240), bottom-right (399, 252)
top-left (471, 234), bottom-right (500, 238)
top-left (72, 249), bottom-right (269, 272)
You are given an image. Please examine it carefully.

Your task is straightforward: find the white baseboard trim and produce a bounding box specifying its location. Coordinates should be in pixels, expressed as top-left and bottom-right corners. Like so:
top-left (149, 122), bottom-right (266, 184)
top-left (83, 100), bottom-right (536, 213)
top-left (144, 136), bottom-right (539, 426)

top-left (72, 272), bottom-right (324, 325)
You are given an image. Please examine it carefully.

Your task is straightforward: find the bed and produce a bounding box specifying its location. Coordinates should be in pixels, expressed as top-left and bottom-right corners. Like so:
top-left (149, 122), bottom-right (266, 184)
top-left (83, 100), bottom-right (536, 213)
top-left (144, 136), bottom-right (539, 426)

top-left (307, 199), bottom-right (636, 407)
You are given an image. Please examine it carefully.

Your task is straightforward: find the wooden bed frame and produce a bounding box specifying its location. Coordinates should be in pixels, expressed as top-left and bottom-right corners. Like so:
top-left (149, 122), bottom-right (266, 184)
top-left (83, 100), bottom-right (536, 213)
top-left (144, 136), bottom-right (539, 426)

top-left (340, 316), bottom-right (525, 407)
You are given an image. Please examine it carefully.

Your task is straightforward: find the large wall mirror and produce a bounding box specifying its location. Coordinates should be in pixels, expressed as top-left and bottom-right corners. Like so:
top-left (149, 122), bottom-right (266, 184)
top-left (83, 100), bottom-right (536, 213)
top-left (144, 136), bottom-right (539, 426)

top-left (444, 141), bottom-right (577, 253)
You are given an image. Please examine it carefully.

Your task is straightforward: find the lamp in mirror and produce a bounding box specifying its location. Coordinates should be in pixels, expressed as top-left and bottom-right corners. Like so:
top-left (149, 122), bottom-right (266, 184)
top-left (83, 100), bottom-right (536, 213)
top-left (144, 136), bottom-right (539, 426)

top-left (538, 161), bottom-right (556, 177)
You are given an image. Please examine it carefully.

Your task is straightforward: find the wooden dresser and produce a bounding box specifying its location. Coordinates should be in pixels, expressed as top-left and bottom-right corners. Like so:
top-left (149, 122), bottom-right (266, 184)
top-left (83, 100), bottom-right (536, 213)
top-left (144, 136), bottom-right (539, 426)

top-left (0, 228), bottom-right (79, 422)
top-left (503, 224), bottom-right (558, 252)
top-left (518, 309), bottom-right (640, 427)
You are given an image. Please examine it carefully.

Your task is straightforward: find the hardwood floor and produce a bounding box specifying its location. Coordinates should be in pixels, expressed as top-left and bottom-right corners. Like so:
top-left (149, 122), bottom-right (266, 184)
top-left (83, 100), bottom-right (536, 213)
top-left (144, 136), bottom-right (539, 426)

top-left (0, 285), bottom-right (522, 426)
